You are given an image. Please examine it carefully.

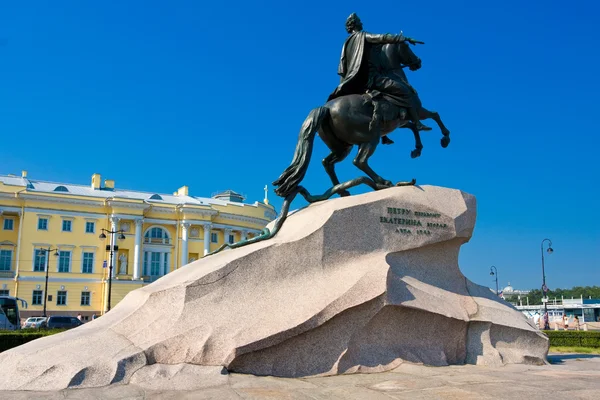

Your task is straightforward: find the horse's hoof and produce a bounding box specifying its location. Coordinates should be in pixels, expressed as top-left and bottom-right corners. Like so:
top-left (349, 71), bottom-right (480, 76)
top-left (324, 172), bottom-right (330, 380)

top-left (339, 190), bottom-right (351, 197)
top-left (441, 136), bottom-right (450, 148)
top-left (375, 180), bottom-right (393, 190)
top-left (411, 149), bottom-right (421, 158)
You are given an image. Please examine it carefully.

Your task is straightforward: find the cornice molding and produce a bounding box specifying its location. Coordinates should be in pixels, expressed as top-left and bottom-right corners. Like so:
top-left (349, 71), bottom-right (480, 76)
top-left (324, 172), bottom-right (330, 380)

top-left (217, 212), bottom-right (272, 226)
top-left (0, 192), bottom-right (17, 200)
top-left (18, 193), bottom-right (104, 207)
top-left (105, 200), bottom-right (148, 210)
top-left (24, 207), bottom-right (106, 219)
top-left (147, 206), bottom-right (178, 214)
top-left (0, 205), bottom-right (22, 214)
top-left (181, 208), bottom-right (219, 217)
top-left (16, 276), bottom-right (103, 283)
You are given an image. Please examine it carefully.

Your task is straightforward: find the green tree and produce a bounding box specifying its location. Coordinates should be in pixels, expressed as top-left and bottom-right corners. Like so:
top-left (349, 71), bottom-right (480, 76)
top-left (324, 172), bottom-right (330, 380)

top-left (506, 286), bottom-right (600, 305)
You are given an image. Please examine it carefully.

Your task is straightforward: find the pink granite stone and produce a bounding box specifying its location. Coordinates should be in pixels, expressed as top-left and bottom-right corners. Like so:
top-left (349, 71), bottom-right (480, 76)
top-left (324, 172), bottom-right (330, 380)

top-left (0, 186), bottom-right (548, 391)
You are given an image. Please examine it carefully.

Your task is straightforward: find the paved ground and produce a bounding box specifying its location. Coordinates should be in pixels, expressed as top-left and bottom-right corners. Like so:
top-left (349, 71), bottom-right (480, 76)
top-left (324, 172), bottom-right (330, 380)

top-left (2, 354), bottom-right (599, 399)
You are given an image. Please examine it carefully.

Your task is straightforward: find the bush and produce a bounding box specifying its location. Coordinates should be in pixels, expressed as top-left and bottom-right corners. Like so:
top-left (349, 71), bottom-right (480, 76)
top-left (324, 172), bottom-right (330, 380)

top-left (0, 329), bottom-right (66, 353)
top-left (543, 330), bottom-right (600, 348)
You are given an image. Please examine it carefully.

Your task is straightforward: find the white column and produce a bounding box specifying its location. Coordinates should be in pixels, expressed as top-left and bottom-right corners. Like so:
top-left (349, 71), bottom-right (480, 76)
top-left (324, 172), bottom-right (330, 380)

top-left (203, 223), bottom-right (212, 256)
top-left (133, 219), bottom-right (143, 280)
top-left (181, 222), bottom-right (190, 267)
top-left (109, 216), bottom-right (119, 278)
top-left (241, 230), bottom-right (248, 241)
top-left (15, 210), bottom-right (23, 275)
top-left (223, 228), bottom-right (232, 244)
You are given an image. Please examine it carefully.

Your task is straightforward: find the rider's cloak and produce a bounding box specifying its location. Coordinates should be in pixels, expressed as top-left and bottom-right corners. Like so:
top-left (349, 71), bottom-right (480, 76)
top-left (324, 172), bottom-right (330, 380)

top-left (327, 31), bottom-right (369, 101)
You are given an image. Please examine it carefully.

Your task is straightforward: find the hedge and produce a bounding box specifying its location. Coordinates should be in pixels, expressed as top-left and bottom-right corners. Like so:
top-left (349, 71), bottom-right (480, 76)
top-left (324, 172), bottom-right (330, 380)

top-left (543, 330), bottom-right (600, 348)
top-left (0, 329), bottom-right (66, 353)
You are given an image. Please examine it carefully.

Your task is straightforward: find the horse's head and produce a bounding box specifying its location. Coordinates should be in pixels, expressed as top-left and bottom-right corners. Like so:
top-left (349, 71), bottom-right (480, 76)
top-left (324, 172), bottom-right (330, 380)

top-left (383, 41), bottom-right (422, 71)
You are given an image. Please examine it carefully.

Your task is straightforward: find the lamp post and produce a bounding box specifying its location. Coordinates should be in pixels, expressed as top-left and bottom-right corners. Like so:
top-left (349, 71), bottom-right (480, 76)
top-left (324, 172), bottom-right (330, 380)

top-left (541, 238), bottom-right (554, 329)
top-left (489, 266), bottom-right (499, 295)
top-left (41, 247), bottom-right (59, 318)
top-left (99, 228), bottom-right (126, 312)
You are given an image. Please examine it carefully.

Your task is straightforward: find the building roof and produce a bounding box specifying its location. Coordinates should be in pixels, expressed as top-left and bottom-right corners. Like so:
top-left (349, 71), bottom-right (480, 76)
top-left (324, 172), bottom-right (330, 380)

top-left (0, 174), bottom-right (264, 208)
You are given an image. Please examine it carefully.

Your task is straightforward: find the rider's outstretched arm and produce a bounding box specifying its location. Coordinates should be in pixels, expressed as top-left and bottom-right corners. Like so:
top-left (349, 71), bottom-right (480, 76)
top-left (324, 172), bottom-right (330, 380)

top-left (364, 33), bottom-right (407, 44)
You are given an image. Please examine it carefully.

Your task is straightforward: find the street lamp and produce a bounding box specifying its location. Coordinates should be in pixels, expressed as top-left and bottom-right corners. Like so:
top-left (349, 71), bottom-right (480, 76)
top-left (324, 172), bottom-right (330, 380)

top-left (99, 228), bottom-right (126, 312)
top-left (40, 247), bottom-right (59, 317)
top-left (489, 266), bottom-right (498, 296)
top-left (541, 238), bottom-right (554, 329)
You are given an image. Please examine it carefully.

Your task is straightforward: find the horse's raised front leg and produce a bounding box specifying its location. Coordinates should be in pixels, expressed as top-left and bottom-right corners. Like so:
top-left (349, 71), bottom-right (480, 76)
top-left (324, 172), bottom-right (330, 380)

top-left (419, 106), bottom-right (451, 148)
top-left (322, 144), bottom-right (352, 196)
top-left (353, 138), bottom-right (393, 189)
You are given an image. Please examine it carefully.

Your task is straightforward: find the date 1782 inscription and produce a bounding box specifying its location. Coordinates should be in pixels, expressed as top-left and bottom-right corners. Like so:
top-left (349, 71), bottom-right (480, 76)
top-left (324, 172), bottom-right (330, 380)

top-left (380, 207), bottom-right (449, 235)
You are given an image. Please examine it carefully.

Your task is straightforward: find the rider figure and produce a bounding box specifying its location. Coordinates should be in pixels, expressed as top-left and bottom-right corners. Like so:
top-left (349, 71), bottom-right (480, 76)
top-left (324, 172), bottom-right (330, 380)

top-left (328, 13), bottom-right (431, 139)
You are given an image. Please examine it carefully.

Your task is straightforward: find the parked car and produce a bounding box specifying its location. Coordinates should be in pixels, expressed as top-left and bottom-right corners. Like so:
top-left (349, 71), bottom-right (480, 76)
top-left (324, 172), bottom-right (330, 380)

top-left (45, 316), bottom-right (83, 330)
top-left (23, 317), bottom-right (47, 329)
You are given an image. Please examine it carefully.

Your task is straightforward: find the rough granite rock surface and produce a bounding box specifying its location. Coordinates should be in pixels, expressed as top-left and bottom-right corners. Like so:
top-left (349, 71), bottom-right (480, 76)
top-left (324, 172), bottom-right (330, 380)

top-left (0, 186), bottom-right (549, 391)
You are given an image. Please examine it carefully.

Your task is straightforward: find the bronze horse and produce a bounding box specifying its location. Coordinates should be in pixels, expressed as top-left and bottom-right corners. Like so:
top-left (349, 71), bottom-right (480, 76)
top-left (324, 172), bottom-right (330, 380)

top-left (273, 41), bottom-right (450, 198)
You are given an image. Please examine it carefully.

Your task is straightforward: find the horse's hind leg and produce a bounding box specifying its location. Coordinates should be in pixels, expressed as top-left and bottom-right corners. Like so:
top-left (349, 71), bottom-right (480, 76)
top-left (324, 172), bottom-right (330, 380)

top-left (319, 121), bottom-right (353, 196)
top-left (322, 145), bottom-right (352, 196)
top-left (406, 123), bottom-right (423, 158)
top-left (419, 106), bottom-right (451, 148)
top-left (353, 138), bottom-right (392, 189)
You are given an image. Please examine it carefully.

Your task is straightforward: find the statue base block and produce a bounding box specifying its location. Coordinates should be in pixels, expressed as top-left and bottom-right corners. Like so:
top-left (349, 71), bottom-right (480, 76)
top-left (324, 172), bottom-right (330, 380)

top-left (0, 186), bottom-right (548, 391)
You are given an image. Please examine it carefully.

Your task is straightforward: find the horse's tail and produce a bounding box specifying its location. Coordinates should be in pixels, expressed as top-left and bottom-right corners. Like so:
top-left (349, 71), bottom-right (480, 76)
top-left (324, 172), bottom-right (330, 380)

top-left (273, 106), bottom-right (329, 198)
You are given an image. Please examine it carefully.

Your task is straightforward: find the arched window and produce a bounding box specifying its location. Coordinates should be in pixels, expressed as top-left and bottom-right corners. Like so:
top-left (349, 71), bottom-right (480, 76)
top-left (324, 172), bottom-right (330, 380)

top-left (54, 186), bottom-right (69, 192)
top-left (148, 194), bottom-right (163, 201)
top-left (144, 227), bottom-right (171, 244)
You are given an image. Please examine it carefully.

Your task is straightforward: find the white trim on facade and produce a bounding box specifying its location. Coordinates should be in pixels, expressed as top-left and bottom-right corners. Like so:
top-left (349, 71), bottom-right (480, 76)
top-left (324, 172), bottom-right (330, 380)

top-left (31, 242), bottom-right (52, 247)
top-left (142, 218), bottom-right (177, 226)
top-left (0, 205), bottom-right (22, 213)
top-left (110, 214), bottom-right (144, 221)
top-left (218, 212), bottom-right (272, 226)
top-left (25, 207), bottom-right (106, 219)
top-left (17, 276), bottom-right (103, 283)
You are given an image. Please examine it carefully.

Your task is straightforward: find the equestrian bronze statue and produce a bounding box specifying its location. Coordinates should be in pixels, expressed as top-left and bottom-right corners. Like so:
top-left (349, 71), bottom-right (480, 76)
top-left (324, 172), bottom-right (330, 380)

top-left (206, 13), bottom-right (451, 256)
top-left (273, 13), bottom-right (450, 198)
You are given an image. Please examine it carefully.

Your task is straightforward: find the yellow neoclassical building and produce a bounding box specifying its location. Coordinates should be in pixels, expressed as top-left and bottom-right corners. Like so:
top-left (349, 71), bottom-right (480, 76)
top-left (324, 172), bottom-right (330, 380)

top-left (0, 171), bottom-right (277, 320)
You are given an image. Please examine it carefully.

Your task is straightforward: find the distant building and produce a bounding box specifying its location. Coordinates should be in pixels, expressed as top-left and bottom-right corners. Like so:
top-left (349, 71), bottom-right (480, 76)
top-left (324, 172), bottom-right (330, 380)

top-left (498, 282), bottom-right (530, 299)
top-left (517, 297), bottom-right (600, 323)
top-left (0, 171), bottom-right (276, 320)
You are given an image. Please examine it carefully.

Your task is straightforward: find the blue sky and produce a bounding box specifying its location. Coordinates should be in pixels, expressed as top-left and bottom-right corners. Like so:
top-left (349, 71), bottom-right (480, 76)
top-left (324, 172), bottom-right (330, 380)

top-left (1, 1), bottom-right (598, 292)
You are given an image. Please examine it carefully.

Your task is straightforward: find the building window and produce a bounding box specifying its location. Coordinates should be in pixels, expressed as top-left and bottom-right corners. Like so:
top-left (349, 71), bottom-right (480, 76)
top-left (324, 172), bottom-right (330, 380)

top-left (57, 291), bottom-right (67, 306)
top-left (211, 232), bottom-right (218, 243)
top-left (144, 227), bottom-right (170, 244)
top-left (82, 252), bottom-right (94, 273)
top-left (3, 218), bottom-right (14, 231)
top-left (58, 251), bottom-right (71, 273)
top-left (81, 291), bottom-right (90, 306)
top-left (0, 250), bottom-right (11, 271)
top-left (62, 220), bottom-right (72, 232)
top-left (38, 218), bottom-right (48, 230)
top-left (0, 289), bottom-right (8, 296)
top-left (33, 249), bottom-right (47, 272)
top-left (32, 290), bottom-right (43, 305)
top-left (228, 234), bottom-right (235, 244)
top-left (85, 221), bottom-right (95, 233)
